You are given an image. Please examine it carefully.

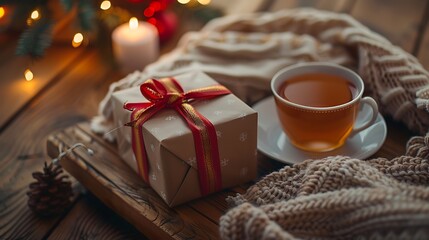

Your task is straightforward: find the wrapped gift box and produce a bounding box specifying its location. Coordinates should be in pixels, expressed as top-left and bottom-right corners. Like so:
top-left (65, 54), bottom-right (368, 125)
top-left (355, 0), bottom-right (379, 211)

top-left (111, 71), bottom-right (257, 206)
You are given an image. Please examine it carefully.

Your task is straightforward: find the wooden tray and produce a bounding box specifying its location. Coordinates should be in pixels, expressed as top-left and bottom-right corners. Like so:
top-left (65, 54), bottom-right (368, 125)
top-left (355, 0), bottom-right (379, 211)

top-left (46, 122), bottom-right (285, 239)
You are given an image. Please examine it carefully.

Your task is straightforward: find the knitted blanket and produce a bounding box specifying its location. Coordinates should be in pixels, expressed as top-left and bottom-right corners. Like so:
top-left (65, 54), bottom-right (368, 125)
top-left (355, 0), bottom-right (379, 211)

top-left (221, 153), bottom-right (429, 239)
top-left (91, 8), bottom-right (429, 239)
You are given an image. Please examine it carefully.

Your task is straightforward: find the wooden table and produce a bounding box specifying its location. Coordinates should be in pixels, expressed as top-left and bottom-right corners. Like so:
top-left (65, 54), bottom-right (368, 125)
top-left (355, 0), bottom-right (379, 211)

top-left (1, 0), bottom-right (428, 239)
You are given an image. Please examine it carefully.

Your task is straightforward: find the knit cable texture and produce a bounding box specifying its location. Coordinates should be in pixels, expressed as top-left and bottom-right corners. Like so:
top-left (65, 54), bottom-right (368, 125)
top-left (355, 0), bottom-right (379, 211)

top-left (221, 147), bottom-right (429, 239)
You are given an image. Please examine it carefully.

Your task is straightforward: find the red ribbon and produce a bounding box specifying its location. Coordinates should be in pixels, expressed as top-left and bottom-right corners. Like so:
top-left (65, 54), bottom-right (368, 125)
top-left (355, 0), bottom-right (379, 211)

top-left (124, 77), bottom-right (231, 196)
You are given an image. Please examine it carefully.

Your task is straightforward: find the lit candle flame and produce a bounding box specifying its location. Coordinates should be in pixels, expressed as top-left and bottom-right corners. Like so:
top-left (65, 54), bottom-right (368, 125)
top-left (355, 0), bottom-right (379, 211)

top-left (72, 33), bottom-right (83, 48)
top-left (24, 69), bottom-right (34, 81)
top-left (129, 17), bottom-right (138, 30)
top-left (30, 10), bottom-right (40, 20)
top-left (100, 0), bottom-right (111, 10)
top-left (0, 7), bottom-right (5, 19)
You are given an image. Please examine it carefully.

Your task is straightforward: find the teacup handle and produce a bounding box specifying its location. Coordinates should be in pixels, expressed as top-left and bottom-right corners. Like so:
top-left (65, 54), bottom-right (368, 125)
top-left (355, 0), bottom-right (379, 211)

top-left (351, 97), bottom-right (378, 134)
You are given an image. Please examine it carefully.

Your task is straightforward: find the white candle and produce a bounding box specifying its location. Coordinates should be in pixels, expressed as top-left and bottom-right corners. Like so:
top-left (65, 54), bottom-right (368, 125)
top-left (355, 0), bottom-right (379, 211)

top-left (112, 17), bottom-right (159, 73)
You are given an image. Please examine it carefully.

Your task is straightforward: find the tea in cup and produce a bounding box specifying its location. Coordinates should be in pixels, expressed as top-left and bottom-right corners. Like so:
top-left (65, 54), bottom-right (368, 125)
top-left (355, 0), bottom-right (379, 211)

top-left (271, 63), bottom-right (378, 152)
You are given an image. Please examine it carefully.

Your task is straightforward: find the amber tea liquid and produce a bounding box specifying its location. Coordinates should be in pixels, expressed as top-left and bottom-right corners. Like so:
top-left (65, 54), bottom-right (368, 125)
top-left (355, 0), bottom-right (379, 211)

top-left (279, 73), bottom-right (355, 107)
top-left (276, 73), bottom-right (358, 152)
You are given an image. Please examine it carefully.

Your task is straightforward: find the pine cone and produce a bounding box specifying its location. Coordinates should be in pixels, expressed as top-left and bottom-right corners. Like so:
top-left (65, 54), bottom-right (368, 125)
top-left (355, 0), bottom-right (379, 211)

top-left (27, 162), bottom-right (73, 217)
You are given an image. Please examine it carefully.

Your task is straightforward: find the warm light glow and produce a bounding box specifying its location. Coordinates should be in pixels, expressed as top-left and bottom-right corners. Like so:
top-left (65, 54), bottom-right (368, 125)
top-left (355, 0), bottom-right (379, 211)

top-left (197, 0), bottom-right (211, 5)
top-left (20, 78), bottom-right (37, 95)
top-left (30, 10), bottom-right (40, 20)
top-left (24, 69), bottom-right (34, 81)
top-left (100, 0), bottom-right (111, 10)
top-left (0, 7), bottom-right (5, 19)
top-left (177, 0), bottom-right (190, 4)
top-left (73, 33), bottom-right (83, 43)
top-left (72, 33), bottom-right (83, 48)
top-left (129, 17), bottom-right (138, 30)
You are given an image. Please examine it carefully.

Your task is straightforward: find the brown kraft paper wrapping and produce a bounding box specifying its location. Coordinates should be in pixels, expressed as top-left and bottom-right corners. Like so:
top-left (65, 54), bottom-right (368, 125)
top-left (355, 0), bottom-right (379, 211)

top-left (111, 71), bottom-right (257, 206)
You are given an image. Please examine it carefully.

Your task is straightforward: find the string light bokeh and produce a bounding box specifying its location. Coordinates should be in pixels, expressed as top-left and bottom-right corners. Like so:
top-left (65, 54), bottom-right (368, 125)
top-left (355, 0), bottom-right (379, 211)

top-left (19, 0), bottom-right (214, 82)
top-left (24, 69), bottom-right (34, 81)
top-left (0, 7), bottom-right (5, 19)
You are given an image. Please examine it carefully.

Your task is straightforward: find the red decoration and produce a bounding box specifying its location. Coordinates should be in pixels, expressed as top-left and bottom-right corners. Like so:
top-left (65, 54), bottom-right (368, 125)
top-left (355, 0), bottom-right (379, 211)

top-left (130, 0), bottom-right (176, 42)
top-left (150, 11), bottom-right (177, 43)
top-left (124, 78), bottom-right (231, 195)
top-left (150, 1), bottom-right (162, 11)
top-left (144, 7), bottom-right (155, 17)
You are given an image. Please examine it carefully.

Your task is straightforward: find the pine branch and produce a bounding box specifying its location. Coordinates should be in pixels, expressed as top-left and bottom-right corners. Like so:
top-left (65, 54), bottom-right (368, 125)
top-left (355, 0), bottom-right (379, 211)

top-left (16, 19), bottom-right (53, 58)
top-left (77, 0), bottom-right (94, 31)
top-left (60, 0), bottom-right (74, 12)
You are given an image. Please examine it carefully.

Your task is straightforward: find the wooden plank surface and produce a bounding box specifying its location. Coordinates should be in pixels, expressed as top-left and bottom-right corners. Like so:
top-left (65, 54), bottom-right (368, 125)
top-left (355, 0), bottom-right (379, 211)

top-left (350, 0), bottom-right (427, 53)
top-left (2, 0), bottom-right (429, 239)
top-left (0, 45), bottom-right (85, 132)
top-left (0, 50), bottom-right (124, 239)
top-left (47, 194), bottom-right (144, 240)
top-left (417, 2), bottom-right (429, 69)
top-left (46, 123), bottom-right (228, 239)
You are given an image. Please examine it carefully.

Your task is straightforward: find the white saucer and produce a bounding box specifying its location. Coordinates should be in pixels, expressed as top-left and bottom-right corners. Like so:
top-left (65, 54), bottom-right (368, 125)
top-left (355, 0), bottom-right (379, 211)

top-left (253, 97), bottom-right (387, 164)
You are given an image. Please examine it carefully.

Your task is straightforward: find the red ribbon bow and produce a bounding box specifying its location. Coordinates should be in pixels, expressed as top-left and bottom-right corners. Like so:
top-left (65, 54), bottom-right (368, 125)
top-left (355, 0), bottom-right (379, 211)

top-left (124, 77), bottom-right (231, 196)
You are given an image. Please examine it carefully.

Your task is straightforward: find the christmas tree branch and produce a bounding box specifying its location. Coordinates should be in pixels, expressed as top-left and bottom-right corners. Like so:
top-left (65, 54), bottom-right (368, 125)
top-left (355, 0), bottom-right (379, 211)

top-left (77, 0), bottom-right (95, 31)
top-left (6, 0), bottom-right (95, 59)
top-left (60, 0), bottom-right (73, 12)
top-left (16, 19), bottom-right (53, 58)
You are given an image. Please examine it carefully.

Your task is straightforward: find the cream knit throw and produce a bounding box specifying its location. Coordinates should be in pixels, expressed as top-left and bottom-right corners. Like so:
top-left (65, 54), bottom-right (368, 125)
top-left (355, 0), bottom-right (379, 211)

top-left (221, 154), bottom-right (429, 239)
top-left (91, 8), bottom-right (429, 239)
top-left (94, 8), bottom-right (429, 135)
